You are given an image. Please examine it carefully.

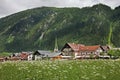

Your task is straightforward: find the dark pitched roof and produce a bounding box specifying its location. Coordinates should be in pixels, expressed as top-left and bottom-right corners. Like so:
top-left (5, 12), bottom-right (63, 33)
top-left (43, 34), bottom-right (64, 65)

top-left (48, 52), bottom-right (61, 57)
top-left (34, 50), bottom-right (61, 57)
top-left (34, 50), bottom-right (51, 56)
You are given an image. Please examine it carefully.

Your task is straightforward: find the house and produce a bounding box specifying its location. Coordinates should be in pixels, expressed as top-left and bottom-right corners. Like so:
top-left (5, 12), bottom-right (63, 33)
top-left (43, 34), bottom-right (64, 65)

top-left (20, 52), bottom-right (33, 60)
top-left (28, 54), bottom-right (33, 61)
top-left (61, 43), bottom-right (84, 59)
top-left (0, 57), bottom-right (4, 62)
top-left (101, 46), bottom-right (110, 53)
top-left (20, 52), bottom-right (29, 60)
top-left (78, 45), bottom-right (104, 59)
top-left (33, 50), bottom-right (61, 60)
top-left (8, 57), bottom-right (21, 61)
top-left (33, 50), bottom-right (51, 60)
top-left (49, 52), bottom-right (62, 60)
top-left (61, 43), bottom-right (104, 59)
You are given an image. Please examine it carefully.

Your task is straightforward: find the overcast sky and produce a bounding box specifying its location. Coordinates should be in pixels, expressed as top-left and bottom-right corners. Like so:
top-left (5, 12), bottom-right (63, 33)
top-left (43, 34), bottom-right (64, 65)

top-left (0, 0), bottom-right (120, 18)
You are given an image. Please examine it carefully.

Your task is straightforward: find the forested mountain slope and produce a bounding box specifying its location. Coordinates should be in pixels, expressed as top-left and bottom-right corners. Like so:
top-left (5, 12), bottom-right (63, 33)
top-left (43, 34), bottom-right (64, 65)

top-left (0, 4), bottom-right (120, 52)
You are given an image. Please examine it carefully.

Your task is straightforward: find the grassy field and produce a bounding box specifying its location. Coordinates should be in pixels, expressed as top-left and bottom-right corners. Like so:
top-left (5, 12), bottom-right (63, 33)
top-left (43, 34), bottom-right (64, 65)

top-left (0, 60), bottom-right (120, 80)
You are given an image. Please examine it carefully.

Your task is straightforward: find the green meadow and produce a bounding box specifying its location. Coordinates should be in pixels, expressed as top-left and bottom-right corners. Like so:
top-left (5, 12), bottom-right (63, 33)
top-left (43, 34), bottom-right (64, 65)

top-left (0, 60), bottom-right (120, 80)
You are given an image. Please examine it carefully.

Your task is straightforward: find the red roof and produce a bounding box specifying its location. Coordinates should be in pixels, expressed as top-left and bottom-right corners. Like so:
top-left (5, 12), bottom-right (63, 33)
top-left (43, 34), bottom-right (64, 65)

top-left (79, 45), bottom-right (101, 51)
top-left (9, 57), bottom-right (20, 61)
top-left (67, 43), bottom-right (102, 52)
top-left (67, 43), bottom-right (85, 51)
top-left (0, 56), bottom-right (4, 58)
top-left (20, 53), bottom-right (29, 60)
top-left (68, 43), bottom-right (84, 51)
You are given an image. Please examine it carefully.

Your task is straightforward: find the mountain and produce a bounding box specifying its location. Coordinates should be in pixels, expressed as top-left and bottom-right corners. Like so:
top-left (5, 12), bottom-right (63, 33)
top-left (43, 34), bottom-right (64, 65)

top-left (0, 4), bottom-right (120, 52)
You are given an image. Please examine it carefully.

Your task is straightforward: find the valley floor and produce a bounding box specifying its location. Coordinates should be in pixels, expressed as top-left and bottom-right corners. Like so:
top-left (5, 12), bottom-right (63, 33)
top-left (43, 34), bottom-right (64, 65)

top-left (0, 60), bottom-right (120, 80)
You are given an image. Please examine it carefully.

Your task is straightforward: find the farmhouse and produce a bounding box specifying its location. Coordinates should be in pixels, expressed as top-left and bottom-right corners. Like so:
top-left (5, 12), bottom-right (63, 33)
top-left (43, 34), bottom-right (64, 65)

top-left (102, 46), bottom-right (110, 53)
top-left (49, 52), bottom-right (62, 60)
top-left (33, 50), bottom-right (61, 60)
top-left (61, 43), bottom-right (105, 59)
top-left (8, 57), bottom-right (21, 61)
top-left (0, 57), bottom-right (4, 62)
top-left (19, 52), bottom-right (33, 60)
top-left (7, 52), bottom-right (33, 61)
top-left (33, 50), bottom-right (51, 60)
top-left (20, 52), bottom-right (29, 60)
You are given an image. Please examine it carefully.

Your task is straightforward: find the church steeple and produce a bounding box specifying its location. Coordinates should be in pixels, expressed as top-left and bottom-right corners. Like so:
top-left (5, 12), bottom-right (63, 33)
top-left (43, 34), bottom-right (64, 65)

top-left (54, 37), bottom-right (58, 52)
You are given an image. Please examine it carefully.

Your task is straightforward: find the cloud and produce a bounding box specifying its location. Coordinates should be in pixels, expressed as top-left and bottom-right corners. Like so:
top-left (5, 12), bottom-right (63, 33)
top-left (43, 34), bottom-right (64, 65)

top-left (0, 0), bottom-right (120, 18)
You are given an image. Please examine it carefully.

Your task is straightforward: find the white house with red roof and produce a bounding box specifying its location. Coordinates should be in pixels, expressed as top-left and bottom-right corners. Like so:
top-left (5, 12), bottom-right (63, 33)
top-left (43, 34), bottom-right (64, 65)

top-left (61, 43), bottom-right (106, 59)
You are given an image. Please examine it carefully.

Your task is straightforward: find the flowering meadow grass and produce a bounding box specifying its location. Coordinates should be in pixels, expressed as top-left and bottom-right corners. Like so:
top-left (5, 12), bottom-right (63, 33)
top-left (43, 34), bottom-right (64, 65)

top-left (0, 60), bottom-right (120, 80)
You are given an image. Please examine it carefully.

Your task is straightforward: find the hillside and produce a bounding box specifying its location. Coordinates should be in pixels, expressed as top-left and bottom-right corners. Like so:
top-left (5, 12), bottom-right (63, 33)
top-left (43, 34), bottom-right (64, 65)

top-left (0, 4), bottom-right (120, 52)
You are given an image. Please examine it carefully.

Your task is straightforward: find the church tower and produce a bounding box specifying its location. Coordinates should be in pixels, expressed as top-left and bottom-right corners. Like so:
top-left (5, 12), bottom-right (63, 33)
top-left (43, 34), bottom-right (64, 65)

top-left (54, 38), bottom-right (58, 52)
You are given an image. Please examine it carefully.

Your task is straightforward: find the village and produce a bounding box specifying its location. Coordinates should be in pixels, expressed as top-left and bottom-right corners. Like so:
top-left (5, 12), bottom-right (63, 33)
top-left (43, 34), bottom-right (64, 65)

top-left (1, 41), bottom-right (120, 62)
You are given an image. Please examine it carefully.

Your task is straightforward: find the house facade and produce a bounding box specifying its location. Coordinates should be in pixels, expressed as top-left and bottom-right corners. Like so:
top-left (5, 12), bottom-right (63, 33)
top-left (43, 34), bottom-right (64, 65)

top-left (33, 50), bottom-right (62, 60)
top-left (76, 45), bottom-right (103, 59)
top-left (0, 57), bottom-right (4, 62)
top-left (61, 43), bottom-right (104, 59)
top-left (61, 43), bottom-right (82, 59)
top-left (33, 50), bottom-right (50, 60)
